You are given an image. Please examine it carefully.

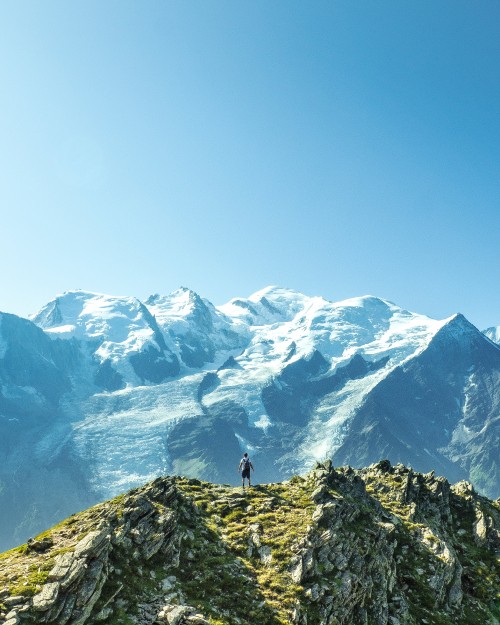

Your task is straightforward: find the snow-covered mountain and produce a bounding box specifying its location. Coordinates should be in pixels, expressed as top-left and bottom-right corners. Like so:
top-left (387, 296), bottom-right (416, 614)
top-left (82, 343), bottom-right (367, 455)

top-left (1, 286), bottom-right (499, 550)
top-left (31, 291), bottom-right (180, 386)
top-left (483, 326), bottom-right (500, 345)
top-left (145, 287), bottom-right (248, 369)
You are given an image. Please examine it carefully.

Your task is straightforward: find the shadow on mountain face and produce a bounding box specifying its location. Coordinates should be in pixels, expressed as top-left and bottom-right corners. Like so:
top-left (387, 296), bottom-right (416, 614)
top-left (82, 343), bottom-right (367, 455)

top-left (0, 431), bottom-right (96, 552)
top-left (261, 351), bottom-right (389, 427)
top-left (166, 354), bottom-right (394, 489)
top-left (333, 319), bottom-right (500, 498)
top-left (167, 400), bottom-right (248, 485)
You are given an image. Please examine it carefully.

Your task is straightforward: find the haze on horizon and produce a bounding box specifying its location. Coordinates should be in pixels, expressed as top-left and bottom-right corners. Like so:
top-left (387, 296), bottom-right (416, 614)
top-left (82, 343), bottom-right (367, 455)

top-left (0, 1), bottom-right (499, 330)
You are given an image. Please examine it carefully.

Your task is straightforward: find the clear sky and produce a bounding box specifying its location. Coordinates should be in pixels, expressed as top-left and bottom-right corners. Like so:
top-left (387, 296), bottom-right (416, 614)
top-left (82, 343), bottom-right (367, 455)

top-left (1, 1), bottom-right (499, 329)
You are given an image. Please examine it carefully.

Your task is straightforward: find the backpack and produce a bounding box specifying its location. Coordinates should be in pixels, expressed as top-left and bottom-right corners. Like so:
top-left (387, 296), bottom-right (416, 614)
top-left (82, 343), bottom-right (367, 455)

top-left (242, 457), bottom-right (251, 469)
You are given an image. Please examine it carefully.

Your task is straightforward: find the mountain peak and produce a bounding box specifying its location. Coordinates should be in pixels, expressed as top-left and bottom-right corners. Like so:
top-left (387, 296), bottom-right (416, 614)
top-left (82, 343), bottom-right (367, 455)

top-left (247, 284), bottom-right (308, 302)
top-left (339, 294), bottom-right (393, 307)
top-left (439, 312), bottom-right (482, 338)
top-left (483, 325), bottom-right (500, 345)
top-left (218, 285), bottom-right (313, 325)
top-left (30, 291), bottom-right (146, 336)
top-left (3, 463), bottom-right (499, 625)
top-left (146, 287), bottom-right (209, 322)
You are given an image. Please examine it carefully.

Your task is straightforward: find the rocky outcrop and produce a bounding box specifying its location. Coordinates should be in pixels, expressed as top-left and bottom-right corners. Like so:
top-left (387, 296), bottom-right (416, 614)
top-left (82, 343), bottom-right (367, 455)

top-left (0, 463), bottom-right (499, 625)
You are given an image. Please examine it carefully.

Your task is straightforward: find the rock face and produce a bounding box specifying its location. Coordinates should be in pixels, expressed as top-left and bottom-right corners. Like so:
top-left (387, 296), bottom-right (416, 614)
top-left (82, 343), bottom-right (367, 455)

top-left (0, 462), bottom-right (499, 625)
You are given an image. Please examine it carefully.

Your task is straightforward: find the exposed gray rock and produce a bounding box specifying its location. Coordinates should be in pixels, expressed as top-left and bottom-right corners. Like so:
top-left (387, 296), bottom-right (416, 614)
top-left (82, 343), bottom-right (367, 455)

top-left (26, 538), bottom-right (53, 554)
top-left (73, 530), bottom-right (111, 559)
top-left (1, 467), bottom-right (499, 625)
top-left (1, 597), bottom-right (24, 607)
top-left (31, 582), bottom-right (60, 612)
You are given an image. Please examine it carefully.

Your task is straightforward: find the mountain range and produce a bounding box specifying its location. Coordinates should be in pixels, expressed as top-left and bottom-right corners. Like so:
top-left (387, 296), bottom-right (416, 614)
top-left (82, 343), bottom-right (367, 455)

top-left (0, 286), bottom-right (499, 550)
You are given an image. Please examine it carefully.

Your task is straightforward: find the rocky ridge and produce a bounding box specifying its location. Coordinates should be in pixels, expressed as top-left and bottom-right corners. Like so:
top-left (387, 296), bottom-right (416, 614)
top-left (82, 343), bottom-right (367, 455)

top-left (0, 462), bottom-right (499, 625)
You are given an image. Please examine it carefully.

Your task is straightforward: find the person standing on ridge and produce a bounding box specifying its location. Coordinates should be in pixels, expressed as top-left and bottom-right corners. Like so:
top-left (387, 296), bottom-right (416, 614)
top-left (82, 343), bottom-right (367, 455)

top-left (238, 452), bottom-right (254, 488)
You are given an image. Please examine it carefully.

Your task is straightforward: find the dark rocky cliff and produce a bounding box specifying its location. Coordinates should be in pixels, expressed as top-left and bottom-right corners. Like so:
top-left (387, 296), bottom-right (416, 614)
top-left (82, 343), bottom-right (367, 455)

top-left (0, 462), bottom-right (499, 625)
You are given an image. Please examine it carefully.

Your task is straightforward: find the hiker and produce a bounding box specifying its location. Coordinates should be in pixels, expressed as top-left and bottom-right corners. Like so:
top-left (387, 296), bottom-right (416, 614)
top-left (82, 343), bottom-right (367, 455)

top-left (238, 452), bottom-right (254, 488)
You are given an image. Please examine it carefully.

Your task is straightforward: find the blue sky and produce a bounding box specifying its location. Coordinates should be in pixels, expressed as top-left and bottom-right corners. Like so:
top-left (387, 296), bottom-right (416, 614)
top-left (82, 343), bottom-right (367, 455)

top-left (1, 1), bottom-right (499, 329)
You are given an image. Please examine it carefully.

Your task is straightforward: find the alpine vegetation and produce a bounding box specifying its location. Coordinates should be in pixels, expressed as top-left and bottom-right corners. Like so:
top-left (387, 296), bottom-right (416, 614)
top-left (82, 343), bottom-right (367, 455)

top-left (0, 286), bottom-right (499, 550)
top-left (0, 462), bottom-right (499, 625)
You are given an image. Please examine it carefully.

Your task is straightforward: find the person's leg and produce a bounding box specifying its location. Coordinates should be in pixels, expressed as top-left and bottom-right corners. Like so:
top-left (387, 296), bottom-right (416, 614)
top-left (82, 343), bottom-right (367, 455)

top-left (242, 469), bottom-right (250, 487)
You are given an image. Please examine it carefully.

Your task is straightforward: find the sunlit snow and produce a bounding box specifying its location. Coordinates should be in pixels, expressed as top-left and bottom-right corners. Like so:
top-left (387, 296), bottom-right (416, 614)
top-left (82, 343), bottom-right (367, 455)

top-left (27, 285), bottom-right (457, 495)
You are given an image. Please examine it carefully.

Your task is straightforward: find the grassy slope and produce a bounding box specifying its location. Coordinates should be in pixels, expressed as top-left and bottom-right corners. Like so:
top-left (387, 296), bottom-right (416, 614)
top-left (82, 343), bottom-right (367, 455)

top-left (0, 466), bottom-right (499, 625)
